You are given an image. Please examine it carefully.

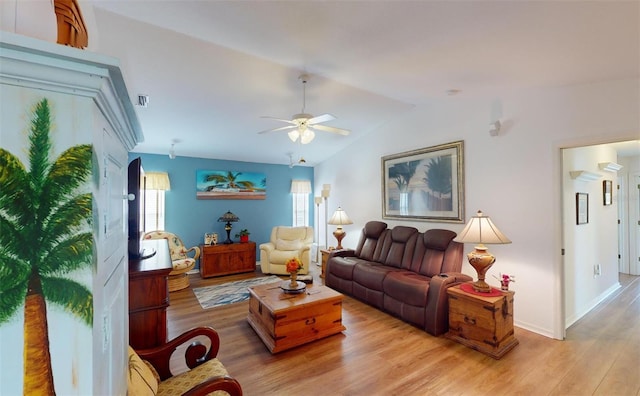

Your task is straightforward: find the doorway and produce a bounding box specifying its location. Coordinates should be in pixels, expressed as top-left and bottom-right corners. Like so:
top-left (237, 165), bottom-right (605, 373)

top-left (561, 140), bottom-right (639, 333)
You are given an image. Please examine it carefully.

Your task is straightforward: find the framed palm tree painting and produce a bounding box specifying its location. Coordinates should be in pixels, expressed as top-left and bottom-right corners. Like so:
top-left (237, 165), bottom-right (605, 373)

top-left (382, 140), bottom-right (464, 223)
top-left (196, 170), bottom-right (266, 200)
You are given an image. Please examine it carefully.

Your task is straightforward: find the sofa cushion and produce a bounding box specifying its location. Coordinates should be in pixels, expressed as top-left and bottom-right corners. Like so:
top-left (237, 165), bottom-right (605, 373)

top-left (269, 249), bottom-right (300, 264)
top-left (157, 358), bottom-right (230, 396)
top-left (327, 256), bottom-right (360, 280)
top-left (412, 229), bottom-right (459, 277)
top-left (353, 263), bottom-right (401, 291)
top-left (276, 238), bottom-right (302, 251)
top-left (276, 226), bottom-right (307, 241)
top-left (383, 271), bottom-right (431, 307)
top-left (172, 258), bottom-right (195, 272)
top-left (128, 346), bottom-right (159, 396)
top-left (377, 226), bottom-right (418, 268)
top-left (354, 221), bottom-right (387, 261)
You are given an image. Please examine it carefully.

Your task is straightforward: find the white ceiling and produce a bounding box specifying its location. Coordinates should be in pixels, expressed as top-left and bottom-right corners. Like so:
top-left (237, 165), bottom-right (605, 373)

top-left (88, 1), bottom-right (639, 165)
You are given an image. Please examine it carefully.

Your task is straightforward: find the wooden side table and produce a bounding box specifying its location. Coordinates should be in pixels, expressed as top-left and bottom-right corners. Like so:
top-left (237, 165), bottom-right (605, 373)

top-left (445, 284), bottom-right (519, 359)
top-left (199, 242), bottom-right (256, 278)
top-left (320, 249), bottom-right (331, 278)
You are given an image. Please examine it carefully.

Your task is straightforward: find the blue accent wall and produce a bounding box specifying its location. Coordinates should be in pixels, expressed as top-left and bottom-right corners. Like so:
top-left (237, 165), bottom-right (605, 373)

top-left (129, 153), bottom-right (314, 262)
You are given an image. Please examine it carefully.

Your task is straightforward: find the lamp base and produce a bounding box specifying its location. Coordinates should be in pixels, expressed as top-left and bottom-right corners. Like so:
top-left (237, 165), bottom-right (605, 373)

top-left (333, 229), bottom-right (346, 250)
top-left (224, 224), bottom-right (233, 244)
top-left (467, 246), bottom-right (496, 293)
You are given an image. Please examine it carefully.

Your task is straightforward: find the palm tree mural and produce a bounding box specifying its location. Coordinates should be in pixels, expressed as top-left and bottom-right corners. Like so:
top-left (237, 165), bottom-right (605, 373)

top-left (0, 98), bottom-right (93, 394)
top-left (422, 155), bottom-right (453, 210)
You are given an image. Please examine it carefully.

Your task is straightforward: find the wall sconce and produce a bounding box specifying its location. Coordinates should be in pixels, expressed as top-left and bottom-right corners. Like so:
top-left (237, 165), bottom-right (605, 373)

top-left (489, 120), bottom-right (502, 137)
top-left (598, 162), bottom-right (623, 172)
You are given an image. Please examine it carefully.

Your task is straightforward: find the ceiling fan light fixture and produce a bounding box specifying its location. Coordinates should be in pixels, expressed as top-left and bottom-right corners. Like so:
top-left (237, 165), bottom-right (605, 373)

top-left (300, 129), bottom-right (315, 144)
top-left (288, 129), bottom-right (300, 142)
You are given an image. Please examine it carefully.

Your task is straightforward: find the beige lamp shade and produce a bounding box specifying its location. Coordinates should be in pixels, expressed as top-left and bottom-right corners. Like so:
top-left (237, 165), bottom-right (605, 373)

top-left (328, 207), bottom-right (353, 226)
top-left (144, 172), bottom-right (171, 190)
top-left (454, 210), bottom-right (511, 246)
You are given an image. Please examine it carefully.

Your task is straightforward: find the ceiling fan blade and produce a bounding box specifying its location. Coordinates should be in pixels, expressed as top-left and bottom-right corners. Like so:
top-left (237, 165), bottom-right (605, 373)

top-left (307, 113), bottom-right (335, 125)
top-left (258, 125), bottom-right (297, 134)
top-left (311, 124), bottom-right (350, 136)
top-left (260, 116), bottom-right (296, 125)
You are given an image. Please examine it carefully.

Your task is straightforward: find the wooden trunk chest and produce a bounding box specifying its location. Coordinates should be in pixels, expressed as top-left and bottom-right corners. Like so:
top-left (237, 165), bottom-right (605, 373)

top-left (247, 283), bottom-right (346, 353)
top-left (445, 284), bottom-right (519, 359)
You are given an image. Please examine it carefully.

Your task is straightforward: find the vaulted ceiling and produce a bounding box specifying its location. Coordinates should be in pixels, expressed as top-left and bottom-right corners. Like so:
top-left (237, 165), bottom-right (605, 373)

top-left (89, 1), bottom-right (639, 165)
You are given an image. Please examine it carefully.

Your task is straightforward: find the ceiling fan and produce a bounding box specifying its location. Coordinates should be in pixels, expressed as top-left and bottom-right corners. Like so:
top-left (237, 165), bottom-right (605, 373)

top-left (259, 74), bottom-right (350, 144)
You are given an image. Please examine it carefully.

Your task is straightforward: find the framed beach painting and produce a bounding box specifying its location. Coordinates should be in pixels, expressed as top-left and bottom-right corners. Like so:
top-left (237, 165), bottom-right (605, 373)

top-left (382, 140), bottom-right (464, 223)
top-left (196, 170), bottom-right (266, 200)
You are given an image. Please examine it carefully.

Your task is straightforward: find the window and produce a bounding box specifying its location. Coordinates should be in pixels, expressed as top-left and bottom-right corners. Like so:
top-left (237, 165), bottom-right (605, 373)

top-left (291, 180), bottom-right (311, 227)
top-left (144, 189), bottom-right (165, 231)
top-left (144, 172), bottom-right (170, 232)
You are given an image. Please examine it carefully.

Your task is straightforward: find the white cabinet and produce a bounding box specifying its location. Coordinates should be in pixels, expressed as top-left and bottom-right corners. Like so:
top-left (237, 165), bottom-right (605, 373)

top-left (0, 32), bottom-right (142, 395)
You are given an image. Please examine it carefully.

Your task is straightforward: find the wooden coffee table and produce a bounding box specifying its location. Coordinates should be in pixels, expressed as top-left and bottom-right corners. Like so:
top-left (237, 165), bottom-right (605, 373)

top-left (247, 282), bottom-right (346, 353)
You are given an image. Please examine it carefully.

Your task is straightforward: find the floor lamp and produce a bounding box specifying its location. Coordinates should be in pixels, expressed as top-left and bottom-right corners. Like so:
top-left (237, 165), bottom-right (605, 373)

top-left (322, 184), bottom-right (331, 249)
top-left (314, 196), bottom-right (322, 263)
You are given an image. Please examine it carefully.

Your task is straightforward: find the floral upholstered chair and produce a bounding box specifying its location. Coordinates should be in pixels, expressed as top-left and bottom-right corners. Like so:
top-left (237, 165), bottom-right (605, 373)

top-left (143, 231), bottom-right (200, 292)
top-left (128, 326), bottom-right (242, 396)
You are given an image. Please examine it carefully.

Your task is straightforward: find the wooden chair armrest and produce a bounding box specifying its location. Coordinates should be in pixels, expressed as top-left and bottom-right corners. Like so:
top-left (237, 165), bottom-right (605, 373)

top-left (135, 326), bottom-right (221, 380)
top-left (187, 245), bottom-right (201, 260)
top-left (182, 375), bottom-right (243, 396)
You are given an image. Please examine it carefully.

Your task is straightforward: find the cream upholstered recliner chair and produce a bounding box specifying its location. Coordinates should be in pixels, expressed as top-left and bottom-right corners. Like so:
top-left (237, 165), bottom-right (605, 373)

top-left (259, 226), bottom-right (313, 275)
top-left (128, 326), bottom-right (242, 395)
top-left (143, 231), bottom-right (200, 292)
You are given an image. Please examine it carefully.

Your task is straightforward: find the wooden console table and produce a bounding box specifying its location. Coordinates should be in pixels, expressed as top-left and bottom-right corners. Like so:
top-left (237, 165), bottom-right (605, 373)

top-left (200, 242), bottom-right (256, 278)
top-left (128, 239), bottom-right (172, 349)
top-left (445, 284), bottom-right (519, 359)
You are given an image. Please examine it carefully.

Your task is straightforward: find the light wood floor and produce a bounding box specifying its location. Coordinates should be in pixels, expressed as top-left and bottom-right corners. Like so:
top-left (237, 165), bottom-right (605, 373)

top-left (166, 265), bottom-right (640, 396)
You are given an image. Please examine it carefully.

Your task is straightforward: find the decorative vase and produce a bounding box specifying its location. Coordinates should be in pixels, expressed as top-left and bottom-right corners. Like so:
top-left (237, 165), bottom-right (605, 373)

top-left (290, 271), bottom-right (298, 288)
top-left (240, 235), bottom-right (249, 243)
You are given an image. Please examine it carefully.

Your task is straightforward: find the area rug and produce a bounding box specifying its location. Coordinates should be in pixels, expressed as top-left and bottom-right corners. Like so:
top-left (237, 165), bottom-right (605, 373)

top-left (192, 276), bottom-right (282, 309)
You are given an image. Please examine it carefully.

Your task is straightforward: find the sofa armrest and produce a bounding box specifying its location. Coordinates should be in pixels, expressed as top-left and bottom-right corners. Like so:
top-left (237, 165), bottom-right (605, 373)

top-left (259, 242), bottom-right (275, 254)
top-left (135, 326), bottom-right (221, 380)
top-left (330, 249), bottom-right (355, 259)
top-left (182, 375), bottom-right (243, 396)
top-left (424, 272), bottom-right (473, 336)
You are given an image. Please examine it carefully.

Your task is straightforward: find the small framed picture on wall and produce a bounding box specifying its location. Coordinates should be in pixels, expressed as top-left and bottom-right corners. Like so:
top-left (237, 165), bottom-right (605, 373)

top-left (603, 180), bottom-right (612, 206)
top-left (576, 192), bottom-right (589, 225)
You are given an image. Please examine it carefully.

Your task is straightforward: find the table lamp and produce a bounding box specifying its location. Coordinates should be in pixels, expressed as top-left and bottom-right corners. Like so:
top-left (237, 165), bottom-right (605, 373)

top-left (328, 207), bottom-right (353, 250)
top-left (453, 210), bottom-right (511, 293)
top-left (217, 210), bottom-right (239, 244)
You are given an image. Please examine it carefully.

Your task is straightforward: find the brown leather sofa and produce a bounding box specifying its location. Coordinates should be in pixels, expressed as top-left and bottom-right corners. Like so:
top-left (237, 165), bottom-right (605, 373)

top-left (325, 221), bottom-right (471, 336)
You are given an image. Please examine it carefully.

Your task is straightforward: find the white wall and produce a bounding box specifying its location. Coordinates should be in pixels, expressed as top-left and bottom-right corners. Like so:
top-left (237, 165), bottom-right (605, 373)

top-left (315, 78), bottom-right (639, 339)
top-left (562, 145), bottom-right (620, 328)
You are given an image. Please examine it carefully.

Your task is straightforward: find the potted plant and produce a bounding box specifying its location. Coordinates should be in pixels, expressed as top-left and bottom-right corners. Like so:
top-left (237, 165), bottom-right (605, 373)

top-left (235, 229), bottom-right (250, 243)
